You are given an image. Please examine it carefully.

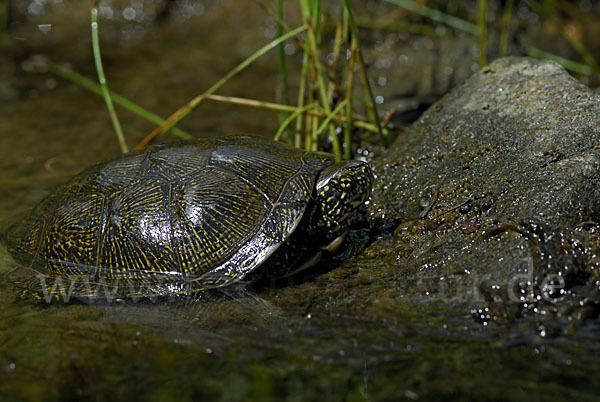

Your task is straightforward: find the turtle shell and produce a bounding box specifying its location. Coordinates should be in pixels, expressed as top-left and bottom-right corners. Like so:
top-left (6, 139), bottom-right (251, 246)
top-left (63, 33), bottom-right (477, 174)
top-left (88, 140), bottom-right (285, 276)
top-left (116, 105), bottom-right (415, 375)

top-left (6, 136), bottom-right (335, 289)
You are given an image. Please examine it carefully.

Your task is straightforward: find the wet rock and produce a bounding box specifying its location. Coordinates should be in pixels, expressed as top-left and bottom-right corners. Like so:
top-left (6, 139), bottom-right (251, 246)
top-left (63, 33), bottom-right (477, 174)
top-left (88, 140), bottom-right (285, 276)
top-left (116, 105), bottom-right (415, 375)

top-left (367, 57), bottom-right (600, 332)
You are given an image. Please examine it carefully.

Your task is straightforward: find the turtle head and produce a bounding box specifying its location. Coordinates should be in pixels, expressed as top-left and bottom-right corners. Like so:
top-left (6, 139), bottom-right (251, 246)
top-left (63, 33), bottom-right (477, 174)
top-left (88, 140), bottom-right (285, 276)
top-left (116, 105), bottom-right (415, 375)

top-left (312, 160), bottom-right (373, 238)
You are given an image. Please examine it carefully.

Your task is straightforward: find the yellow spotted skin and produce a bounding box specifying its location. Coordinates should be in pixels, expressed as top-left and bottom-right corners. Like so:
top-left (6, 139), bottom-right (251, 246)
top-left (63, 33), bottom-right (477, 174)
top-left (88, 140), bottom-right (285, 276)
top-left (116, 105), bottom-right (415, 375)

top-left (6, 136), bottom-right (341, 289)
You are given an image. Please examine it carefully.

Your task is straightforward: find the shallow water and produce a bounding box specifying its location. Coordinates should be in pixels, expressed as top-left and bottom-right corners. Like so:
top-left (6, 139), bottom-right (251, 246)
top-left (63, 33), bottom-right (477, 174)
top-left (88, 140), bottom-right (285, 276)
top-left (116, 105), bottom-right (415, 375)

top-left (2, 1), bottom-right (600, 401)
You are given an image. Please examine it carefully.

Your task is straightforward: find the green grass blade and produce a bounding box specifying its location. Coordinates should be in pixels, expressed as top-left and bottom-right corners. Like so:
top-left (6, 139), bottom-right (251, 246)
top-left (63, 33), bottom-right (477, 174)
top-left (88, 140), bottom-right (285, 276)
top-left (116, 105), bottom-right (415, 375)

top-left (302, 1), bottom-right (342, 158)
top-left (137, 25), bottom-right (307, 149)
top-left (47, 62), bottom-right (192, 139)
top-left (294, 7), bottom-right (311, 148)
top-left (0, 0), bottom-right (8, 36)
top-left (203, 94), bottom-right (383, 135)
top-left (384, 0), bottom-right (479, 35)
top-left (91, 6), bottom-right (128, 153)
top-left (274, 104), bottom-right (316, 141)
top-left (499, 0), bottom-right (514, 58)
top-left (342, 0), bottom-right (384, 141)
top-left (344, 38), bottom-right (357, 160)
top-left (206, 26), bottom-right (307, 100)
top-left (527, 46), bottom-right (595, 76)
top-left (315, 99), bottom-right (348, 138)
top-left (355, 18), bottom-right (443, 36)
top-left (276, 0), bottom-right (290, 134)
top-left (478, 0), bottom-right (488, 67)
